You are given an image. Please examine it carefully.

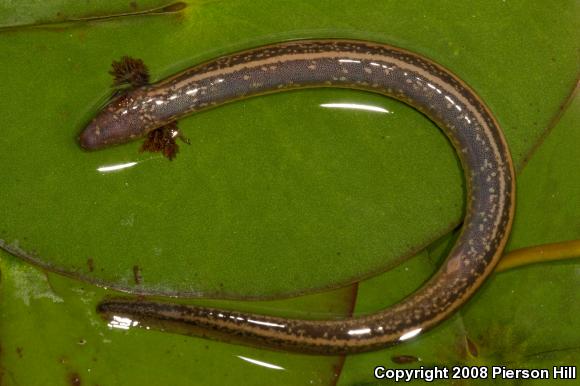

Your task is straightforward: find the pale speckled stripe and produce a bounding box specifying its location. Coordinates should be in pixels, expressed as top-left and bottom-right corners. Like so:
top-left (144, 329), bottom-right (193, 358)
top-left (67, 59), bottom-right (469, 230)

top-left (84, 39), bottom-right (516, 355)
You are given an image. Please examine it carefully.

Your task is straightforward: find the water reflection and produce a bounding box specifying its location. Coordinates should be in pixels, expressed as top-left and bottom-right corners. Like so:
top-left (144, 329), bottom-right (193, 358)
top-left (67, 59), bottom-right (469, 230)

top-left (237, 355), bottom-right (286, 371)
top-left (320, 102), bottom-right (391, 114)
top-left (347, 327), bottom-right (371, 336)
top-left (97, 161), bottom-right (138, 173)
top-left (107, 315), bottom-right (139, 330)
top-left (246, 318), bottom-right (286, 329)
top-left (399, 327), bottom-right (422, 341)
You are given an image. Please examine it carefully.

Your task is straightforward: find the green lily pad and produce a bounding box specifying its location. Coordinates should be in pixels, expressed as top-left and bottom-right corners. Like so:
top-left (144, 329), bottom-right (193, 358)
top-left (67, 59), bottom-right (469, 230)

top-left (0, 0), bottom-right (182, 28)
top-left (1, 0), bottom-right (577, 299)
top-left (0, 0), bottom-right (579, 385)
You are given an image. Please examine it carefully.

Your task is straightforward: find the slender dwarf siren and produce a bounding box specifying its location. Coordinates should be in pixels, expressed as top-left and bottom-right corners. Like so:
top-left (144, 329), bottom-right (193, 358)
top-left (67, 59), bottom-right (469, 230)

top-left (88, 40), bottom-right (515, 354)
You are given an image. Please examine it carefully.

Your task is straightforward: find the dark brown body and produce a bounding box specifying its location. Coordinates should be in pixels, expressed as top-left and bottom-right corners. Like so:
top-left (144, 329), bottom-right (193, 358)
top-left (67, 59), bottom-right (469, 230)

top-left (91, 40), bottom-right (516, 354)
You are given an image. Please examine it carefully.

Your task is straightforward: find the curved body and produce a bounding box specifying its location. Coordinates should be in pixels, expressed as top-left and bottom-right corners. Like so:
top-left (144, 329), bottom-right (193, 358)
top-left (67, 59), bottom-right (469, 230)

top-left (92, 40), bottom-right (515, 354)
